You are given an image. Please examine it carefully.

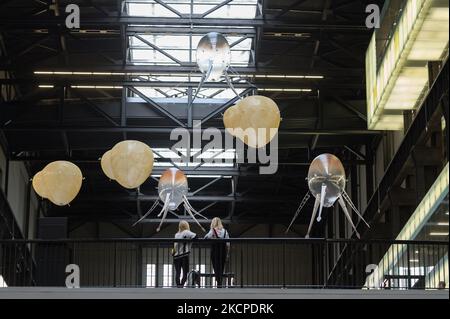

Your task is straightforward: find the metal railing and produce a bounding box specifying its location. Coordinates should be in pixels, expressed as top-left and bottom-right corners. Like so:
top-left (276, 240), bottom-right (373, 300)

top-left (0, 238), bottom-right (447, 289)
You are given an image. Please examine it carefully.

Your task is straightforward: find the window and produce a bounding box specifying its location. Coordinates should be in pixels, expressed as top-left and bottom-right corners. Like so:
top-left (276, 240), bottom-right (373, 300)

top-left (0, 275), bottom-right (7, 288)
top-left (125, 0), bottom-right (256, 89)
top-left (195, 264), bottom-right (206, 287)
top-left (163, 264), bottom-right (173, 287)
top-left (152, 148), bottom-right (236, 169)
top-left (145, 264), bottom-right (156, 287)
top-left (129, 33), bottom-right (253, 67)
top-left (125, 0), bottom-right (258, 19)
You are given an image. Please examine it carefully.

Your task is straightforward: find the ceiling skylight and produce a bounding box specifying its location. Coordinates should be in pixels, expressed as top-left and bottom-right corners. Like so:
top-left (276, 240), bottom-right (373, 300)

top-left (129, 34), bottom-right (253, 66)
top-left (125, 0), bottom-right (258, 19)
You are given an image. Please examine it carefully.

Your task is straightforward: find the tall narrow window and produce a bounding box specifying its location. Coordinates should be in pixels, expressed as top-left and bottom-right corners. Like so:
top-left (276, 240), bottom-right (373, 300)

top-left (163, 264), bottom-right (173, 287)
top-left (146, 264), bottom-right (156, 287)
top-left (0, 275), bottom-right (7, 288)
top-left (195, 264), bottom-right (206, 287)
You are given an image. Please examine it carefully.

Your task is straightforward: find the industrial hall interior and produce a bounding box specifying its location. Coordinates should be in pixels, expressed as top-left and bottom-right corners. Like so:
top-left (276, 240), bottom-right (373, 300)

top-left (0, 0), bottom-right (448, 300)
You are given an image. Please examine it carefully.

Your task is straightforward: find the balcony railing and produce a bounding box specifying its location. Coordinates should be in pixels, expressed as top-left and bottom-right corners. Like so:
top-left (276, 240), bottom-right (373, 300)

top-left (0, 238), bottom-right (447, 290)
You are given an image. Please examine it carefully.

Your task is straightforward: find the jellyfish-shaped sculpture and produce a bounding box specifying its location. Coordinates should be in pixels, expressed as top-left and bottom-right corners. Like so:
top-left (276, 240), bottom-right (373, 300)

top-left (191, 32), bottom-right (248, 107)
top-left (132, 168), bottom-right (207, 232)
top-left (196, 32), bottom-right (231, 82)
top-left (286, 154), bottom-right (370, 238)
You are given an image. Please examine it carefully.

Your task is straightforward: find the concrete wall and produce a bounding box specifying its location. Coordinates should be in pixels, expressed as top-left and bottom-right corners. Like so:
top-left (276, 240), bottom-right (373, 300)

top-left (0, 148), bottom-right (39, 239)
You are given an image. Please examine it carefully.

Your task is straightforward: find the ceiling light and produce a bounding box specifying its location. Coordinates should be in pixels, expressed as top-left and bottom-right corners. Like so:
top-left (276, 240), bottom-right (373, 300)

top-left (409, 259), bottom-right (419, 263)
top-left (38, 85), bottom-right (54, 88)
top-left (258, 88), bottom-right (312, 92)
top-left (437, 222), bottom-right (449, 226)
top-left (70, 85), bottom-right (123, 89)
top-left (429, 232), bottom-right (449, 236)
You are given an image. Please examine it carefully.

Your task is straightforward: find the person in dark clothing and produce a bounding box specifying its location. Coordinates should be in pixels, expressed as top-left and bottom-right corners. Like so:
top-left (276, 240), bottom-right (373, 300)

top-left (173, 220), bottom-right (196, 288)
top-left (204, 217), bottom-right (230, 288)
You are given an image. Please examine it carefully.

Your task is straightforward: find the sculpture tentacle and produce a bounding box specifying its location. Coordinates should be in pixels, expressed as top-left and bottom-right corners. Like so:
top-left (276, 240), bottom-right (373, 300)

top-left (317, 183), bottom-right (327, 222)
top-left (286, 192), bottom-right (311, 234)
top-left (132, 200), bottom-right (160, 227)
top-left (306, 196), bottom-right (321, 238)
top-left (156, 193), bottom-right (171, 232)
top-left (183, 197), bottom-right (206, 232)
top-left (341, 189), bottom-right (370, 228)
top-left (338, 196), bottom-right (361, 239)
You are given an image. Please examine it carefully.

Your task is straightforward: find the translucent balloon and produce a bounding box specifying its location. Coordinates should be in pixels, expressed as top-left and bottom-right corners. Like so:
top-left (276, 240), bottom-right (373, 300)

top-left (196, 32), bottom-right (231, 82)
top-left (42, 161), bottom-right (83, 206)
top-left (223, 95), bottom-right (281, 148)
top-left (307, 153), bottom-right (346, 207)
top-left (110, 140), bottom-right (154, 189)
top-left (32, 170), bottom-right (49, 199)
top-left (158, 168), bottom-right (188, 210)
top-left (101, 150), bottom-right (115, 180)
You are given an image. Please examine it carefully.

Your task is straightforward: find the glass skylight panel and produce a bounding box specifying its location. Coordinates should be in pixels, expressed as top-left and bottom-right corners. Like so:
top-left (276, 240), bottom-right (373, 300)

top-left (154, 162), bottom-right (235, 168)
top-left (204, 3), bottom-right (258, 19)
top-left (151, 148), bottom-right (236, 160)
top-left (129, 34), bottom-right (253, 66)
top-left (126, 0), bottom-right (258, 19)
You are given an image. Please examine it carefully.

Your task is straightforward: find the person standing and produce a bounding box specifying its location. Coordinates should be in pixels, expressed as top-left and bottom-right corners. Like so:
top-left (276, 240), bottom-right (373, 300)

top-left (204, 217), bottom-right (230, 288)
top-left (173, 220), bottom-right (196, 288)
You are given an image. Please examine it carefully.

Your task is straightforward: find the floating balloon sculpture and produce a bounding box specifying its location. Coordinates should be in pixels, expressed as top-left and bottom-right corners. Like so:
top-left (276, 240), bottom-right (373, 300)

top-left (133, 168), bottom-right (207, 232)
top-left (101, 140), bottom-right (154, 189)
top-left (286, 153), bottom-right (370, 238)
top-left (223, 95), bottom-right (281, 148)
top-left (32, 161), bottom-right (83, 206)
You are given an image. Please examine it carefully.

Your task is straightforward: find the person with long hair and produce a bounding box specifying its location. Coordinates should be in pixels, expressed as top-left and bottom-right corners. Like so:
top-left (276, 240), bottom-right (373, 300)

top-left (173, 220), bottom-right (196, 288)
top-left (204, 217), bottom-right (230, 288)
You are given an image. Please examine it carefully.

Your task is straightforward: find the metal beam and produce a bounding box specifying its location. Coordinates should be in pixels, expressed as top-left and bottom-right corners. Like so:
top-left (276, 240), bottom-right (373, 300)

top-left (70, 87), bottom-right (120, 126)
top-left (0, 78), bottom-right (365, 89)
top-left (0, 17), bottom-right (369, 31)
top-left (275, 0), bottom-right (309, 18)
top-left (80, 195), bottom-right (301, 203)
top-left (200, 87), bottom-right (254, 124)
top-left (128, 86), bottom-right (186, 127)
top-left (2, 126), bottom-right (381, 135)
top-left (73, 218), bottom-right (304, 225)
top-left (1, 64), bottom-right (364, 77)
top-left (331, 95), bottom-right (367, 122)
top-left (127, 26), bottom-right (256, 35)
top-left (190, 177), bottom-right (223, 195)
top-left (201, 0), bottom-right (233, 18)
top-left (153, 0), bottom-right (183, 18)
top-left (133, 34), bottom-right (184, 66)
